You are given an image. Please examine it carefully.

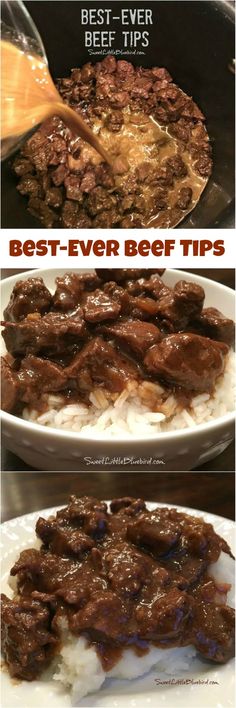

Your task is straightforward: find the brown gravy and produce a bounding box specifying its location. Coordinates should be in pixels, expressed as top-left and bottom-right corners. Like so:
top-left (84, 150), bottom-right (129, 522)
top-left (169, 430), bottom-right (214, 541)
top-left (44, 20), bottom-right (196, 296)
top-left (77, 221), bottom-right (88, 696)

top-left (1, 40), bottom-right (111, 163)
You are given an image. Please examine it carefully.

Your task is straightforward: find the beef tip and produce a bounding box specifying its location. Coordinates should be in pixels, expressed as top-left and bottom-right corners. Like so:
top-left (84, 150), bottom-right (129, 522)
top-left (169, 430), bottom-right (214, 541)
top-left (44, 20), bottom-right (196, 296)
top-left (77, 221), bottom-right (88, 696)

top-left (102, 281), bottom-right (131, 313)
top-left (28, 198), bottom-right (58, 228)
top-left (93, 209), bottom-right (120, 229)
top-left (193, 604), bottom-right (235, 663)
top-left (1, 357), bottom-right (22, 413)
top-left (52, 164), bottom-right (68, 186)
top-left (152, 67), bottom-right (172, 82)
top-left (66, 337), bottom-right (140, 394)
top-left (127, 517), bottom-right (180, 556)
top-left (71, 592), bottom-right (127, 641)
top-left (144, 333), bottom-right (228, 392)
top-left (19, 356), bottom-right (67, 403)
top-left (2, 312), bottom-right (87, 357)
top-left (110, 497), bottom-right (145, 514)
top-left (173, 280), bottom-right (205, 316)
top-left (86, 187), bottom-right (117, 216)
top-left (109, 91), bottom-right (129, 109)
top-left (119, 213), bottom-right (143, 228)
top-left (192, 308), bottom-right (235, 346)
top-left (98, 319), bottom-right (161, 358)
top-left (100, 55), bottom-right (117, 74)
top-left (1, 594), bottom-right (56, 680)
top-left (129, 296), bottom-right (159, 320)
top-left (136, 588), bottom-right (191, 640)
top-left (17, 176), bottom-right (43, 197)
top-left (125, 273), bottom-right (169, 299)
top-left (104, 544), bottom-right (151, 597)
top-left (83, 289), bottom-right (121, 323)
top-left (12, 156), bottom-right (34, 176)
top-left (57, 495), bottom-right (108, 523)
top-left (80, 62), bottom-right (95, 82)
top-left (96, 269), bottom-right (165, 283)
top-left (4, 277), bottom-right (52, 322)
top-left (194, 154), bottom-right (213, 177)
top-left (165, 155), bottom-right (188, 178)
top-left (105, 111), bottom-right (124, 132)
top-left (53, 272), bottom-right (101, 312)
top-left (156, 280), bottom-right (205, 330)
top-left (61, 201), bottom-right (92, 228)
top-left (176, 186), bottom-right (193, 210)
top-left (45, 187), bottom-right (63, 208)
top-left (64, 174), bottom-right (83, 202)
top-left (36, 519), bottom-right (94, 557)
top-left (80, 170), bottom-right (97, 193)
top-left (95, 163), bottom-right (115, 189)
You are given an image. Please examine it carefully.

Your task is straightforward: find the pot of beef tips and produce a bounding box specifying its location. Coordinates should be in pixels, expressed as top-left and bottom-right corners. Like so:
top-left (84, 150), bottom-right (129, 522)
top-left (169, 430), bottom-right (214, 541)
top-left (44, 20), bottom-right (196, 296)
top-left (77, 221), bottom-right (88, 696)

top-left (1, 269), bottom-right (234, 419)
top-left (11, 56), bottom-right (212, 229)
top-left (1, 496), bottom-right (235, 682)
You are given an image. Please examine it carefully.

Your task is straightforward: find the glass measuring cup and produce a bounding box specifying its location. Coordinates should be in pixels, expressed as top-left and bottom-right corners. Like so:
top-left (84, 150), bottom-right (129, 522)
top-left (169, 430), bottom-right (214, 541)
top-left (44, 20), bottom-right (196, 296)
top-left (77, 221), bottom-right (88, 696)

top-left (1, 0), bottom-right (49, 159)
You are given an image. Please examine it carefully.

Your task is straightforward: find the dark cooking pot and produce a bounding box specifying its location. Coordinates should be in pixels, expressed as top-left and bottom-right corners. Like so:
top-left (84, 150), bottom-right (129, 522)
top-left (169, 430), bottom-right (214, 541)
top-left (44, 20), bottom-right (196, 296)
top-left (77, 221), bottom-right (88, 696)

top-left (2, 0), bottom-right (235, 229)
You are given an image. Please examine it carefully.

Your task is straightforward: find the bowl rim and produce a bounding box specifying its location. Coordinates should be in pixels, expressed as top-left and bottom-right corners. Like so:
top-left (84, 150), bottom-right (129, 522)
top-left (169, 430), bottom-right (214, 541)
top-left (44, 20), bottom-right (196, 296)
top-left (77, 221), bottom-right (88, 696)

top-left (1, 267), bottom-right (235, 443)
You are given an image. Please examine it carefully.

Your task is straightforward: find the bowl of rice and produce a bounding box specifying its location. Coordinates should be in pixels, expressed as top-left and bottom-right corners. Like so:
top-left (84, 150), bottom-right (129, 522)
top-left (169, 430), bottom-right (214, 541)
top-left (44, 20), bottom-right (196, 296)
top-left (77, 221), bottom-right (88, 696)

top-left (0, 268), bottom-right (235, 471)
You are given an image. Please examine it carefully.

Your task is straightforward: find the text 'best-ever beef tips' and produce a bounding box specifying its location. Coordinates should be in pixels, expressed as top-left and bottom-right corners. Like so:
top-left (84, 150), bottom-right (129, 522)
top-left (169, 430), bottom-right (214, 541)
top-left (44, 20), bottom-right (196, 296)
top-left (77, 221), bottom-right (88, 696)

top-left (1, 270), bottom-right (234, 414)
top-left (1, 496), bottom-right (234, 681)
top-left (12, 56), bottom-right (212, 229)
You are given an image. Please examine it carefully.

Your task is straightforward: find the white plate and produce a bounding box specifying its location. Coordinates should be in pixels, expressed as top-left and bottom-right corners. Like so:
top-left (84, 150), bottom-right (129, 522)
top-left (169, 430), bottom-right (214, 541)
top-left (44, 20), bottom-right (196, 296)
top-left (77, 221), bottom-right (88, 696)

top-left (1, 502), bottom-right (235, 708)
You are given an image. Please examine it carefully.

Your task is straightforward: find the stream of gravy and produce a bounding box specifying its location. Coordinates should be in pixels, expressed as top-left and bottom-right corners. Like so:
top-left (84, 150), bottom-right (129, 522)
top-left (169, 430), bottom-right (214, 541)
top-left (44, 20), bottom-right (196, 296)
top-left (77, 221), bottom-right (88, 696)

top-left (1, 40), bottom-right (111, 163)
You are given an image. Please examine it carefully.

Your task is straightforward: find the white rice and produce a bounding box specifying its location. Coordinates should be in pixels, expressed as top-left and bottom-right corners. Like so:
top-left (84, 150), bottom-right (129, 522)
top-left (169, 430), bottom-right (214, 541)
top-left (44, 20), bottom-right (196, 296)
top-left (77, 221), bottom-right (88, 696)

top-left (22, 351), bottom-right (236, 438)
top-left (51, 550), bottom-right (234, 705)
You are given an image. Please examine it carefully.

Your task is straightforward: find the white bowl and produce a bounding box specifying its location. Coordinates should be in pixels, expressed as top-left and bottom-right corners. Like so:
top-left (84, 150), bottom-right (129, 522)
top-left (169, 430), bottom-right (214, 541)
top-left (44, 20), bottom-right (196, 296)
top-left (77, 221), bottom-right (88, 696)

top-left (1, 268), bottom-right (235, 471)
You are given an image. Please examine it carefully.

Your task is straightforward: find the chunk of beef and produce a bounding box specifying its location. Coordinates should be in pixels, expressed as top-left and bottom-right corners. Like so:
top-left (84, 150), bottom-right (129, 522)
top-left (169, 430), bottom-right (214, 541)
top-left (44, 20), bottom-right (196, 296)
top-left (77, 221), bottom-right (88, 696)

top-left (98, 319), bottom-right (161, 357)
top-left (1, 357), bottom-right (22, 413)
top-left (12, 156), bottom-right (34, 176)
top-left (17, 176), bottom-right (43, 198)
top-left (127, 517), bottom-right (180, 556)
top-left (192, 308), bottom-right (235, 346)
top-left (156, 280), bottom-right (205, 330)
top-left (2, 312), bottom-right (87, 356)
top-left (86, 187), bottom-right (117, 216)
top-left (105, 110), bottom-right (124, 132)
top-left (176, 186), bottom-right (193, 210)
top-left (165, 155), bottom-right (188, 178)
top-left (64, 174), bottom-right (82, 202)
top-left (36, 518), bottom-right (94, 557)
top-left (61, 201), bottom-right (92, 228)
top-left (144, 333), bottom-right (228, 392)
top-left (125, 273), bottom-right (169, 299)
top-left (136, 588), bottom-right (191, 639)
top-left (56, 495), bottom-right (108, 523)
top-left (83, 290), bottom-right (121, 323)
top-left (66, 337), bottom-right (140, 394)
top-left (104, 543), bottom-right (151, 597)
top-left (71, 592), bottom-right (127, 641)
top-left (193, 604), bottom-right (235, 663)
top-left (53, 272), bottom-right (101, 312)
top-left (1, 594), bottom-right (56, 680)
top-left (45, 187), bottom-right (63, 208)
top-left (28, 198), bottom-right (58, 229)
top-left (194, 154), bottom-right (213, 177)
top-left (110, 497), bottom-right (146, 514)
top-left (19, 356), bottom-right (67, 403)
top-left (4, 277), bottom-right (52, 322)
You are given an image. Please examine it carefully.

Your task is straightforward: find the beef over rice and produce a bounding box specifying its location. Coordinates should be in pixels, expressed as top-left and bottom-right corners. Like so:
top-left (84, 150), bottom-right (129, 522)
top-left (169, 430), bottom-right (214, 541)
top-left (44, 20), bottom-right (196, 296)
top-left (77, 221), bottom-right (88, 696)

top-left (1, 497), bottom-right (235, 704)
top-left (1, 269), bottom-right (235, 436)
top-left (12, 56), bottom-right (212, 229)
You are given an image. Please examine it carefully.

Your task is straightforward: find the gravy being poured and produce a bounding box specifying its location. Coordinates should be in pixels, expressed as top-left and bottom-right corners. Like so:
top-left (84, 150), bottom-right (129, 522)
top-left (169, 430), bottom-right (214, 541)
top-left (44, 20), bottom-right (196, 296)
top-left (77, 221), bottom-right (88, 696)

top-left (1, 40), bottom-right (111, 164)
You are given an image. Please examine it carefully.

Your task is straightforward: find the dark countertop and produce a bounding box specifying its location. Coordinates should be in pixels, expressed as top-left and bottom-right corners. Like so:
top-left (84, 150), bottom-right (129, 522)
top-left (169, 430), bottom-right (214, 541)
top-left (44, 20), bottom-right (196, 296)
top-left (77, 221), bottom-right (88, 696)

top-left (1, 471), bottom-right (235, 523)
top-left (1, 268), bottom-right (235, 472)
